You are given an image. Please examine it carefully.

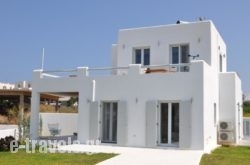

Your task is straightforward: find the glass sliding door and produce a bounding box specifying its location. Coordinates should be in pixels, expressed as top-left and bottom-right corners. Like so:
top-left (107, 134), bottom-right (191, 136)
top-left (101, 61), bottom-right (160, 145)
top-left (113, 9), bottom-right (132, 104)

top-left (171, 103), bottom-right (179, 143)
top-left (102, 102), bottom-right (118, 143)
top-left (159, 102), bottom-right (179, 146)
top-left (160, 103), bottom-right (169, 143)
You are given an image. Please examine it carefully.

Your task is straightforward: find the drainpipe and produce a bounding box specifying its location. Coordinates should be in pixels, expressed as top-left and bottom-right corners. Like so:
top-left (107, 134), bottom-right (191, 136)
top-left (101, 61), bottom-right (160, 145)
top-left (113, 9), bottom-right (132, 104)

top-left (92, 80), bottom-right (96, 102)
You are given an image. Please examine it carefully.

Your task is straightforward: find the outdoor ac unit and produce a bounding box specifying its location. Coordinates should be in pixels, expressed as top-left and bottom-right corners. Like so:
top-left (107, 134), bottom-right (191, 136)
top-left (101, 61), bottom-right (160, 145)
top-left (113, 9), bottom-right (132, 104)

top-left (219, 131), bottom-right (234, 143)
top-left (219, 121), bottom-right (233, 131)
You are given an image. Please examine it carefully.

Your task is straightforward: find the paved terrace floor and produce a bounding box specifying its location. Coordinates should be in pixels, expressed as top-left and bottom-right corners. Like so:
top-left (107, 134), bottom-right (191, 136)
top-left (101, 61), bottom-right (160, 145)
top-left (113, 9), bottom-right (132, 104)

top-left (43, 135), bottom-right (250, 165)
top-left (58, 144), bottom-right (203, 165)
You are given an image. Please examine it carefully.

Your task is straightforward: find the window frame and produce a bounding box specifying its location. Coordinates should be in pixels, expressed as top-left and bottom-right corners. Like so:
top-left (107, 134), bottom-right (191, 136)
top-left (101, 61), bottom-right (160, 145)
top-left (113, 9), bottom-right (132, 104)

top-left (133, 47), bottom-right (150, 66)
top-left (170, 44), bottom-right (190, 64)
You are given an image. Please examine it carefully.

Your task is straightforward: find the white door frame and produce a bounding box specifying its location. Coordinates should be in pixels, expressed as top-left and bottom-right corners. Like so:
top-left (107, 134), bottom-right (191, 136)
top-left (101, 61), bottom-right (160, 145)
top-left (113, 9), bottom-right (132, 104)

top-left (101, 102), bottom-right (118, 143)
top-left (157, 101), bottom-right (179, 147)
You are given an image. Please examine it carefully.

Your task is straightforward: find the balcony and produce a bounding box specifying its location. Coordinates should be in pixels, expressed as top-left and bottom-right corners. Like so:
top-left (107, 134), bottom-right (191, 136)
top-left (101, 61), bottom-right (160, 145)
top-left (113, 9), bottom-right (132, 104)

top-left (34, 63), bottom-right (191, 79)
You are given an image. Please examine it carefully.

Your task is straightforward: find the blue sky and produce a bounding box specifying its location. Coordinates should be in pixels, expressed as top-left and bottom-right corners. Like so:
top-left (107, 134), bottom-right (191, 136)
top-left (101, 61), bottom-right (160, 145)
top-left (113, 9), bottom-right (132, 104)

top-left (0, 0), bottom-right (249, 93)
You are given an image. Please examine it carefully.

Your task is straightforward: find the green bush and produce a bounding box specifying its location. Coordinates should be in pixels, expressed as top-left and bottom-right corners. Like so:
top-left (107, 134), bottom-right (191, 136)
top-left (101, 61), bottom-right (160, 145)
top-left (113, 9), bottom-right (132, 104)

top-left (244, 101), bottom-right (250, 106)
top-left (0, 136), bottom-right (19, 152)
top-left (243, 101), bottom-right (250, 116)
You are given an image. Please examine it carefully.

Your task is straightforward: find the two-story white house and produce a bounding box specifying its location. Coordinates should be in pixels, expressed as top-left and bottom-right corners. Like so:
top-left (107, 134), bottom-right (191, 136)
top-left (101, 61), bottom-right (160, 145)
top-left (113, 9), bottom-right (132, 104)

top-left (30, 20), bottom-right (242, 153)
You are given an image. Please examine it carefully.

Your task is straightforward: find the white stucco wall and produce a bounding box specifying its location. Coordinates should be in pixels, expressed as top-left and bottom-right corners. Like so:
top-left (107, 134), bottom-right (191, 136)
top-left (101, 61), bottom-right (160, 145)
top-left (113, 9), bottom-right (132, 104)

top-left (30, 68), bottom-right (93, 140)
top-left (235, 74), bottom-right (243, 141)
top-left (115, 21), bottom-right (215, 69)
top-left (219, 72), bottom-right (243, 143)
top-left (39, 113), bottom-right (78, 136)
top-left (203, 61), bottom-right (219, 152)
top-left (210, 22), bottom-right (227, 73)
top-left (31, 61), bottom-right (213, 151)
top-left (81, 61), bottom-right (210, 150)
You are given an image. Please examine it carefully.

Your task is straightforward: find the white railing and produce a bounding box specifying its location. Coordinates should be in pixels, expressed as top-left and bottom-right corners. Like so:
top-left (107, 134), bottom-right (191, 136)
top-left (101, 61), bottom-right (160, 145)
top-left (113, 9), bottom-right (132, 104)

top-left (42, 69), bottom-right (78, 78)
top-left (39, 63), bottom-right (191, 78)
top-left (243, 117), bottom-right (250, 137)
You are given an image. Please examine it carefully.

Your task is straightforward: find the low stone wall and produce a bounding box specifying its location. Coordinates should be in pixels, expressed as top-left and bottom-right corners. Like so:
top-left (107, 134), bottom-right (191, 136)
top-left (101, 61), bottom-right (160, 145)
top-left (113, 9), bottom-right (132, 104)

top-left (39, 113), bottom-right (78, 136)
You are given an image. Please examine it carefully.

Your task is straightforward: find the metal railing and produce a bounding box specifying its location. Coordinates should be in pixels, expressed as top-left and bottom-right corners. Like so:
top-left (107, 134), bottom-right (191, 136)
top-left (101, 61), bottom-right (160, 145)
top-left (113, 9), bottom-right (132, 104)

top-left (40, 63), bottom-right (191, 78)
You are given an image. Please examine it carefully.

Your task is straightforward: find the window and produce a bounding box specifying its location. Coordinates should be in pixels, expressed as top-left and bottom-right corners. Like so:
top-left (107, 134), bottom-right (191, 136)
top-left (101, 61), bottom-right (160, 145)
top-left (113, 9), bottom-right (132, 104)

top-left (170, 44), bottom-right (190, 64)
top-left (134, 48), bottom-right (150, 65)
top-left (170, 44), bottom-right (190, 72)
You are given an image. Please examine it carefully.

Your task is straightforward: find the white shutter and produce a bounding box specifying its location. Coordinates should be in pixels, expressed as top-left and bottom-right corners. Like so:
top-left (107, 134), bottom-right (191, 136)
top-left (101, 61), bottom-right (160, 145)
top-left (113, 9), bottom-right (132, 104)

top-left (179, 100), bottom-right (192, 148)
top-left (117, 101), bottom-right (127, 145)
top-left (89, 101), bottom-right (99, 140)
top-left (145, 100), bottom-right (158, 147)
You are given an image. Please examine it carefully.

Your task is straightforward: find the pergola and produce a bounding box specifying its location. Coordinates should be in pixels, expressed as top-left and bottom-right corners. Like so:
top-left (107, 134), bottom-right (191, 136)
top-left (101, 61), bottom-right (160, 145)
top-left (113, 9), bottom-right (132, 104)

top-left (0, 89), bottom-right (60, 120)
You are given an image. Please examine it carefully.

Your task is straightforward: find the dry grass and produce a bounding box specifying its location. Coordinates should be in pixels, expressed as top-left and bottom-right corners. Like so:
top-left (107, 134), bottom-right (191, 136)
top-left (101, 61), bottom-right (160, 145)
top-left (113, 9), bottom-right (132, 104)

top-left (40, 105), bottom-right (78, 113)
top-left (0, 115), bottom-right (9, 124)
top-left (0, 104), bottom-right (77, 125)
top-left (0, 115), bottom-right (18, 124)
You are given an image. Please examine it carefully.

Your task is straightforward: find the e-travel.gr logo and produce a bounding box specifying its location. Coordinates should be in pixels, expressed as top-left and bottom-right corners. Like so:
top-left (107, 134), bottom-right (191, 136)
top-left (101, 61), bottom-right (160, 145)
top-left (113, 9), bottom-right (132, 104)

top-left (10, 137), bottom-right (100, 154)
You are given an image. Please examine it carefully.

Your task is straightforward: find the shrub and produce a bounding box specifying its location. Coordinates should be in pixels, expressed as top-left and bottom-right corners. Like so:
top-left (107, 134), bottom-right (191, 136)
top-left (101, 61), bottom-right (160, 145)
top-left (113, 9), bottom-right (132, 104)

top-left (243, 101), bottom-right (250, 114)
top-left (243, 101), bottom-right (250, 107)
top-left (0, 136), bottom-right (19, 152)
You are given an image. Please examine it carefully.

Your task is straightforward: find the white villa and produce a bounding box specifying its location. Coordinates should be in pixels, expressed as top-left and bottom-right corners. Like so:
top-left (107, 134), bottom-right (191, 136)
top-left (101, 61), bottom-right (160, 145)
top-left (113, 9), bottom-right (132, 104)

top-left (30, 20), bottom-right (243, 153)
top-left (0, 81), bottom-right (31, 90)
top-left (0, 82), bottom-right (14, 90)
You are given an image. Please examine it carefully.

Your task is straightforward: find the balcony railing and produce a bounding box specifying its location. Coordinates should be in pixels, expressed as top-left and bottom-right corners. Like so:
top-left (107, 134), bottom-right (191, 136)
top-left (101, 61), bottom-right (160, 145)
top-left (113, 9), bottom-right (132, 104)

top-left (38, 63), bottom-right (190, 79)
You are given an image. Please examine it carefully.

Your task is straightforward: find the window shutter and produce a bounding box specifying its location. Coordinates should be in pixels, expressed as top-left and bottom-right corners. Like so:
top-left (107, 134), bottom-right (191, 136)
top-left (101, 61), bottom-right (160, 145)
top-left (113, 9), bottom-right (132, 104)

top-left (145, 100), bottom-right (158, 147)
top-left (179, 100), bottom-right (192, 148)
top-left (117, 101), bottom-right (127, 145)
top-left (89, 101), bottom-right (99, 140)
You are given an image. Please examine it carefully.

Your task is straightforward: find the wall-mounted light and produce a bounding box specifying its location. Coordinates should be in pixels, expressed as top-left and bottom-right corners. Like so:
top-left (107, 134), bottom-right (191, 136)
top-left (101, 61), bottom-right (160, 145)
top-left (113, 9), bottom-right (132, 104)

top-left (135, 97), bottom-right (138, 103)
top-left (157, 40), bottom-right (160, 47)
top-left (198, 37), bottom-right (201, 43)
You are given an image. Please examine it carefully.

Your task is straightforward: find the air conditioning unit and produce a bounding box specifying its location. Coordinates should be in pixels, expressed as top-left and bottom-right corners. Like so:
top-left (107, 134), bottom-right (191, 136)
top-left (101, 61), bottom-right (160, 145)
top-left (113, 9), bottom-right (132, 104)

top-left (218, 131), bottom-right (234, 143)
top-left (219, 121), bottom-right (233, 131)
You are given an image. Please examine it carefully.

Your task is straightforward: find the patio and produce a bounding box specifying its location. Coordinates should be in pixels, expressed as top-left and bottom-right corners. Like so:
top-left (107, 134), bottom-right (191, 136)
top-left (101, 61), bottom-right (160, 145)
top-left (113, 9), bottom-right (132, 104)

top-left (40, 134), bottom-right (250, 165)
top-left (57, 144), bottom-right (203, 165)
